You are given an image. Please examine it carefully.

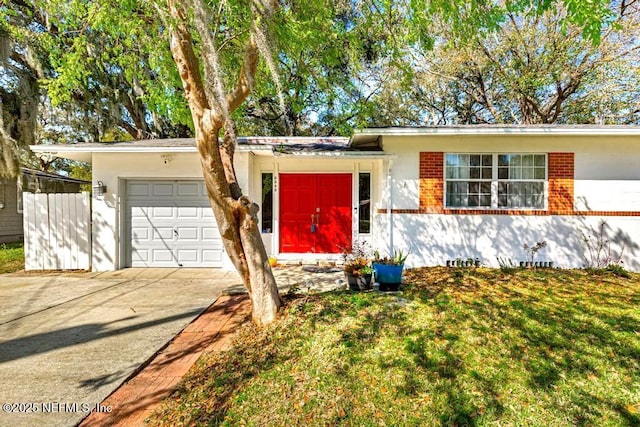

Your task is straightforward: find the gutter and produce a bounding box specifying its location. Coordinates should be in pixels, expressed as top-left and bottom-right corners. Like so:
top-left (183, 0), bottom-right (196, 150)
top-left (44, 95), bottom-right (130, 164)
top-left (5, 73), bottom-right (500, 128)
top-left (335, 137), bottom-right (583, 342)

top-left (354, 126), bottom-right (640, 137)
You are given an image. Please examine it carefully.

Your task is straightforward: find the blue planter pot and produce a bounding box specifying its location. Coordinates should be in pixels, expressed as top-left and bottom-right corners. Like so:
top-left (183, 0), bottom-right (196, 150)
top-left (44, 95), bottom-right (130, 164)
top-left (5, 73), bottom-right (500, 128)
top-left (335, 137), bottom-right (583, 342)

top-left (373, 263), bottom-right (404, 291)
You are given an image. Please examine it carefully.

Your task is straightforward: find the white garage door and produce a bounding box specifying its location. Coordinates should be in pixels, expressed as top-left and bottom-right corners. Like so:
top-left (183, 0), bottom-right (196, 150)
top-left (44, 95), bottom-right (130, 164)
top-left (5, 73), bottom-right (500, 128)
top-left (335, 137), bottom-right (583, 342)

top-left (126, 180), bottom-right (223, 267)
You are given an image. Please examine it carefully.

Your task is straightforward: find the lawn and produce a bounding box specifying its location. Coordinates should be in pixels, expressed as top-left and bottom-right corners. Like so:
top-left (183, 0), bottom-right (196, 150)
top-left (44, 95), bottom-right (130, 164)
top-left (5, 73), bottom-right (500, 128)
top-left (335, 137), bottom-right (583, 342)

top-left (0, 242), bottom-right (24, 274)
top-left (150, 267), bottom-right (640, 426)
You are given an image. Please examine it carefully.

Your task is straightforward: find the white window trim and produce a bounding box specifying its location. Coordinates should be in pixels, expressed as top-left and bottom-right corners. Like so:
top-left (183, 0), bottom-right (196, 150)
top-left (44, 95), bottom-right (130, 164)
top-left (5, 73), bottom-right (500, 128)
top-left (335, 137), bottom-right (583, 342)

top-left (444, 153), bottom-right (548, 210)
top-left (16, 179), bottom-right (23, 214)
top-left (357, 171), bottom-right (372, 235)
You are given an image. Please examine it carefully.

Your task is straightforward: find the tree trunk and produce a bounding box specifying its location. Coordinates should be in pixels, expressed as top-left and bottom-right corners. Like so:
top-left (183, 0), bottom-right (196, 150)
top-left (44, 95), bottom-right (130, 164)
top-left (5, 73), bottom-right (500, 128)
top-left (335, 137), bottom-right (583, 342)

top-left (168, 1), bottom-right (282, 326)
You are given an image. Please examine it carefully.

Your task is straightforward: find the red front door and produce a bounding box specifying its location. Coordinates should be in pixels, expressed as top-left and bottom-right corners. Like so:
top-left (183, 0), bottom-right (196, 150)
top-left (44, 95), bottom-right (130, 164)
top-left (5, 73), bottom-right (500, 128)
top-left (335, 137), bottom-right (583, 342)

top-left (280, 174), bottom-right (352, 253)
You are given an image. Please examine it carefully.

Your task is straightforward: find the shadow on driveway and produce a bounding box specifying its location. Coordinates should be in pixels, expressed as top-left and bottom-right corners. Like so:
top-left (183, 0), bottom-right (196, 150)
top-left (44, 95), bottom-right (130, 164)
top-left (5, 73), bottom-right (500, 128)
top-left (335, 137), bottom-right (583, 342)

top-left (0, 309), bottom-right (202, 364)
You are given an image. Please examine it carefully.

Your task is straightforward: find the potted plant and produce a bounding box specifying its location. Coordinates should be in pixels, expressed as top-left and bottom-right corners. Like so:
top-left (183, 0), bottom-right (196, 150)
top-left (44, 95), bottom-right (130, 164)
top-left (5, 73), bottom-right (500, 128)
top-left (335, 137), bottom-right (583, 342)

top-left (344, 258), bottom-right (373, 291)
top-left (372, 249), bottom-right (409, 291)
top-left (341, 241), bottom-right (373, 291)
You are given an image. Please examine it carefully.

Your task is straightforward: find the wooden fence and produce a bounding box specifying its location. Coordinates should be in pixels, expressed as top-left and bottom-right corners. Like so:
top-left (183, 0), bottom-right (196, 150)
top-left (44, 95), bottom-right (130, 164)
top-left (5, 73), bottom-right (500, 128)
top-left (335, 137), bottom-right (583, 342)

top-left (23, 192), bottom-right (91, 270)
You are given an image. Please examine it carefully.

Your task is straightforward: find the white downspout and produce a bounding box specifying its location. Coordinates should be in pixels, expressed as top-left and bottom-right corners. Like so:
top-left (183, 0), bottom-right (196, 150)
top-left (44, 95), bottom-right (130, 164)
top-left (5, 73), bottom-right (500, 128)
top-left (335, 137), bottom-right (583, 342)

top-left (387, 159), bottom-right (394, 256)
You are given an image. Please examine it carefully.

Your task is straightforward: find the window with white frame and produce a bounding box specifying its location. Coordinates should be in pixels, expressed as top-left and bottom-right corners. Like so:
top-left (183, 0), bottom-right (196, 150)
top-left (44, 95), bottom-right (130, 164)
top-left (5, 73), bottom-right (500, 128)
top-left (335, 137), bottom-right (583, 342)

top-left (497, 154), bottom-right (546, 208)
top-left (445, 153), bottom-right (546, 209)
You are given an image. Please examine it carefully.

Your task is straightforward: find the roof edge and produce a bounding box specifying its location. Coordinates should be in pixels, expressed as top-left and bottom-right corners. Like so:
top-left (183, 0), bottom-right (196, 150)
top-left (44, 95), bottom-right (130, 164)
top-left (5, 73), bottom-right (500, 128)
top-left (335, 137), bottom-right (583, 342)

top-left (353, 125), bottom-right (640, 137)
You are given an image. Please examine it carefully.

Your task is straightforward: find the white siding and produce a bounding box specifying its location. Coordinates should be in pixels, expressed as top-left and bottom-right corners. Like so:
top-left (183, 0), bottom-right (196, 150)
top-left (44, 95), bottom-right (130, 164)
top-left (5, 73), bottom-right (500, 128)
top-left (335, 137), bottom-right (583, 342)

top-left (23, 192), bottom-right (90, 270)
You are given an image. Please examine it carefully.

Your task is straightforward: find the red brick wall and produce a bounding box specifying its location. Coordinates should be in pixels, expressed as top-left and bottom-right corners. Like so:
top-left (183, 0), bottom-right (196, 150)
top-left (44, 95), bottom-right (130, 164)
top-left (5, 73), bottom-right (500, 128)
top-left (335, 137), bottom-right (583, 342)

top-left (548, 152), bottom-right (575, 214)
top-left (418, 151), bottom-right (576, 215)
top-left (419, 152), bottom-right (444, 212)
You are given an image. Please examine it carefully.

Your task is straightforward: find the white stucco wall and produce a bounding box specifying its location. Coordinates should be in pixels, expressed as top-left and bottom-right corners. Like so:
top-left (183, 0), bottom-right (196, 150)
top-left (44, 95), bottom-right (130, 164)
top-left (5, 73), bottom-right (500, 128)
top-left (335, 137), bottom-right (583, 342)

top-left (374, 133), bottom-right (640, 271)
top-left (373, 213), bottom-right (640, 271)
top-left (381, 134), bottom-right (640, 211)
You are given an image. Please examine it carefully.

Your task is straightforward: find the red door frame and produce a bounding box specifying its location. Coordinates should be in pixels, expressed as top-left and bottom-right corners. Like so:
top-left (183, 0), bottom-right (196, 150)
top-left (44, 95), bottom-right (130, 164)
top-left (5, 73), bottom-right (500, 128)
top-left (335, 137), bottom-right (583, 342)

top-left (279, 173), bottom-right (352, 253)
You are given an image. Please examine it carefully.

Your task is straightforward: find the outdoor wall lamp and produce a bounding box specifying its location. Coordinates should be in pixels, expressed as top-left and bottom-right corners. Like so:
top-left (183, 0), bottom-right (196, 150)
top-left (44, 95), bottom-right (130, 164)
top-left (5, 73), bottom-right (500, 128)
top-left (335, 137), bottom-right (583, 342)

top-left (0, 182), bottom-right (5, 209)
top-left (93, 181), bottom-right (107, 196)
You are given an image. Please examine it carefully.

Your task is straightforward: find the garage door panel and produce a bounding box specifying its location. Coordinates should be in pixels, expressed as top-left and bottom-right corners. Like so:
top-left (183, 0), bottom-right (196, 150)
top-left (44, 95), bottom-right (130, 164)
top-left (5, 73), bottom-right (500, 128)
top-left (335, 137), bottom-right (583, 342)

top-left (177, 182), bottom-right (200, 196)
top-left (203, 249), bottom-right (223, 262)
top-left (177, 206), bottom-right (199, 218)
top-left (176, 227), bottom-right (198, 240)
top-left (127, 180), bottom-right (223, 268)
top-left (130, 206), bottom-right (150, 217)
top-left (152, 206), bottom-right (174, 218)
top-left (131, 227), bottom-right (149, 241)
top-left (153, 227), bottom-right (174, 240)
top-left (152, 249), bottom-right (174, 263)
top-left (152, 183), bottom-right (174, 197)
top-left (202, 227), bottom-right (221, 240)
top-left (128, 183), bottom-right (150, 197)
top-left (176, 249), bottom-right (198, 263)
top-left (131, 248), bottom-right (149, 263)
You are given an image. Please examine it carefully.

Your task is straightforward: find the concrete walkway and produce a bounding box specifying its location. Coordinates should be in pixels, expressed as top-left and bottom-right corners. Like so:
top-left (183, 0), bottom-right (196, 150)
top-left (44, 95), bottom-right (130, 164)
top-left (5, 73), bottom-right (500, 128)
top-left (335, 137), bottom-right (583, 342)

top-left (0, 268), bottom-right (242, 427)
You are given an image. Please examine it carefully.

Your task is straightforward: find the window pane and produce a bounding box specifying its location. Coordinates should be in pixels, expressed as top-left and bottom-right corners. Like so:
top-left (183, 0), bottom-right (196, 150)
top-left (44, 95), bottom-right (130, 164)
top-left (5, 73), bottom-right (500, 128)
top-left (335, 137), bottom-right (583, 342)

top-left (534, 194), bottom-right (544, 207)
top-left (446, 167), bottom-right (455, 179)
top-left (497, 181), bottom-right (545, 209)
top-left (533, 182), bottom-right (544, 195)
top-left (359, 173), bottom-right (371, 233)
top-left (522, 155), bottom-right (534, 167)
top-left (498, 167), bottom-right (508, 179)
top-left (469, 182), bottom-right (479, 193)
top-left (534, 167), bottom-right (545, 179)
top-left (470, 155), bottom-right (480, 167)
top-left (482, 167), bottom-right (492, 179)
top-left (498, 155), bottom-right (509, 166)
top-left (535, 155), bottom-right (545, 167)
top-left (261, 173), bottom-right (273, 233)
top-left (470, 168), bottom-right (480, 179)
top-left (480, 195), bottom-right (491, 206)
top-left (482, 155), bottom-right (492, 166)
top-left (522, 167), bottom-right (533, 179)
top-left (468, 195), bottom-right (479, 207)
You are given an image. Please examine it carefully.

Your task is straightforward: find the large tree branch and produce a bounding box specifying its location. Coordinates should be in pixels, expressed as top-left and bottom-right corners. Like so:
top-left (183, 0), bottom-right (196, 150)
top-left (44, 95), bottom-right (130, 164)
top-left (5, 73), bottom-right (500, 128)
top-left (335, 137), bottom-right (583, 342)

top-left (167, 1), bottom-right (209, 117)
top-left (227, 36), bottom-right (260, 113)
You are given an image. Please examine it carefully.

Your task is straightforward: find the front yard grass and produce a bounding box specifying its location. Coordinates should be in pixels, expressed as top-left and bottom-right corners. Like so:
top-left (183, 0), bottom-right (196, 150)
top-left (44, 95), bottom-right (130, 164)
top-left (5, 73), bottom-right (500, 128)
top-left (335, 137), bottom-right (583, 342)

top-left (150, 267), bottom-right (640, 426)
top-left (0, 242), bottom-right (24, 274)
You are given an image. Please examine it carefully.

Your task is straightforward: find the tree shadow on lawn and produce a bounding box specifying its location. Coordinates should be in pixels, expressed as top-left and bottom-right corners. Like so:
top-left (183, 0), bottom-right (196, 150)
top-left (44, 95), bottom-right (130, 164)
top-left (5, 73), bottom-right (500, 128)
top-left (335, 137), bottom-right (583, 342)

top-left (150, 322), bottom-right (292, 425)
top-left (152, 271), bottom-right (639, 426)
top-left (401, 268), bottom-right (640, 424)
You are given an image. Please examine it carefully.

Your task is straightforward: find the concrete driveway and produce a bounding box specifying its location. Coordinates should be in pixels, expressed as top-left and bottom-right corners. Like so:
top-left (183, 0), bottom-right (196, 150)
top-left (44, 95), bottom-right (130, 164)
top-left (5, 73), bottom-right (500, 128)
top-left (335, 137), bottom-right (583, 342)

top-left (0, 268), bottom-right (242, 427)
